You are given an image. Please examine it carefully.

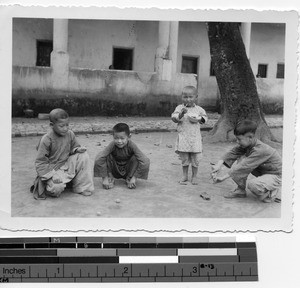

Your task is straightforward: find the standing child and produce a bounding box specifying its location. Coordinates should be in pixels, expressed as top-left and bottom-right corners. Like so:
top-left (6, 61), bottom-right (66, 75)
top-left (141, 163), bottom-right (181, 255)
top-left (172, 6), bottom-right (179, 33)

top-left (94, 123), bottom-right (150, 189)
top-left (31, 108), bottom-right (94, 199)
top-left (171, 86), bottom-right (208, 185)
top-left (211, 120), bottom-right (282, 202)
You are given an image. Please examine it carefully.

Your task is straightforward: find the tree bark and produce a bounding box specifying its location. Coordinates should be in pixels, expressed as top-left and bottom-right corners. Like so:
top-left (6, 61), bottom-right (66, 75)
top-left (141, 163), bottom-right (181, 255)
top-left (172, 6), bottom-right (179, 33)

top-left (205, 22), bottom-right (278, 145)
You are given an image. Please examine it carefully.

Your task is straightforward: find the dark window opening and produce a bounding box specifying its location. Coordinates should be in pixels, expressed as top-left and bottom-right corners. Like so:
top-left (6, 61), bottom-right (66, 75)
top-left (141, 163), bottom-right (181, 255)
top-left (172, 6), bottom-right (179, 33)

top-left (256, 64), bottom-right (268, 78)
top-left (36, 40), bottom-right (53, 67)
top-left (210, 60), bottom-right (216, 76)
top-left (181, 56), bottom-right (198, 74)
top-left (276, 63), bottom-right (285, 79)
top-left (113, 48), bottom-right (133, 70)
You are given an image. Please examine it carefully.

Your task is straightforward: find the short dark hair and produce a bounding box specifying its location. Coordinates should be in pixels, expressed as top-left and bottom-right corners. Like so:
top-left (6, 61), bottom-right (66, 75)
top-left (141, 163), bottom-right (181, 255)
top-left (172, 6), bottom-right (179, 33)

top-left (182, 85), bottom-right (197, 95)
top-left (49, 108), bottom-right (69, 123)
top-left (234, 120), bottom-right (258, 136)
top-left (113, 123), bottom-right (130, 136)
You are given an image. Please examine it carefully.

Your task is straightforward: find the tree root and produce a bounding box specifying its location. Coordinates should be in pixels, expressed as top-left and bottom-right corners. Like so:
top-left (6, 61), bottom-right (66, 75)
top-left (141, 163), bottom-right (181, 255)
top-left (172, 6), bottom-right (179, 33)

top-left (204, 117), bottom-right (282, 149)
top-left (204, 117), bottom-right (234, 143)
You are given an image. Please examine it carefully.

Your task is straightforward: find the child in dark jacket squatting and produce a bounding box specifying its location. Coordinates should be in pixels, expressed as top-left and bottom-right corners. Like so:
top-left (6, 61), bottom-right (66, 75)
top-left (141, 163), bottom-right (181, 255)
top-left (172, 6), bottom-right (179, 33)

top-left (94, 123), bottom-right (150, 189)
top-left (211, 120), bottom-right (282, 203)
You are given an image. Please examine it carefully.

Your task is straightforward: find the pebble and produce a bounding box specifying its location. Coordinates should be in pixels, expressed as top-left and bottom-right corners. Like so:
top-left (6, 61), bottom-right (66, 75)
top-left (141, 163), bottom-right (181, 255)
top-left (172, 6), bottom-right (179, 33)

top-left (115, 199), bottom-right (121, 204)
top-left (96, 211), bottom-right (101, 216)
top-left (154, 143), bottom-right (160, 146)
top-left (166, 144), bottom-right (173, 148)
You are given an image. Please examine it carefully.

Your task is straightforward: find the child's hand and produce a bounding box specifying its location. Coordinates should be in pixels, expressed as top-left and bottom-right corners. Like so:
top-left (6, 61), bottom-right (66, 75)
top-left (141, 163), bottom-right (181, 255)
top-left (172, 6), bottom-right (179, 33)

top-left (77, 146), bottom-right (87, 153)
top-left (179, 107), bottom-right (188, 119)
top-left (52, 173), bottom-right (63, 184)
top-left (102, 177), bottom-right (111, 190)
top-left (127, 176), bottom-right (136, 189)
top-left (171, 116), bottom-right (179, 123)
top-left (211, 165), bottom-right (220, 174)
top-left (212, 172), bottom-right (230, 184)
top-left (211, 161), bottom-right (223, 174)
top-left (199, 116), bottom-right (205, 124)
top-left (212, 174), bottom-right (223, 183)
top-left (181, 107), bottom-right (188, 114)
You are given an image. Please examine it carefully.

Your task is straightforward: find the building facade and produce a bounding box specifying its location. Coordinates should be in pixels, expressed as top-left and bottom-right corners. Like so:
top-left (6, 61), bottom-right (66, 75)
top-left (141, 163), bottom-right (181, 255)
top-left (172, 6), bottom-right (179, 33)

top-left (12, 18), bottom-right (285, 116)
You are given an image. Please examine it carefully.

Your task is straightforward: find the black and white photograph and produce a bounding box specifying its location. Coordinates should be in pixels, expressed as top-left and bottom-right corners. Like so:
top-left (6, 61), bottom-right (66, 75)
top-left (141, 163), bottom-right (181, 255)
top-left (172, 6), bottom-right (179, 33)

top-left (0, 6), bottom-right (296, 232)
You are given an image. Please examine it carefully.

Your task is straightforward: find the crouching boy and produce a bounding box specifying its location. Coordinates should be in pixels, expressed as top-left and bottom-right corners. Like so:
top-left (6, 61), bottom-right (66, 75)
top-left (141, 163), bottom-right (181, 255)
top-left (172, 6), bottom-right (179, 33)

top-left (94, 123), bottom-right (150, 189)
top-left (211, 120), bottom-right (282, 202)
top-left (31, 108), bottom-right (94, 199)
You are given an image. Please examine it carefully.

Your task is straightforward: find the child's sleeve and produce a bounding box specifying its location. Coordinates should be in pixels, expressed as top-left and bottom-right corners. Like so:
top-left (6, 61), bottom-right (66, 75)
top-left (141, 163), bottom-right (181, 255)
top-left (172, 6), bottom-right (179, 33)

top-left (222, 146), bottom-right (246, 168)
top-left (69, 131), bottom-right (81, 154)
top-left (130, 141), bottom-right (150, 179)
top-left (35, 135), bottom-right (55, 180)
top-left (94, 141), bottom-right (115, 177)
top-left (229, 148), bottom-right (273, 188)
top-left (199, 107), bottom-right (208, 124)
top-left (171, 105), bottom-right (183, 123)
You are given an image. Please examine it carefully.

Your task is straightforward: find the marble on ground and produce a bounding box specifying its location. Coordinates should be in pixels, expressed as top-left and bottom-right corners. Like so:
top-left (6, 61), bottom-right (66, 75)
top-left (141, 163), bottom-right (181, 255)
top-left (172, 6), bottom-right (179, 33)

top-left (11, 130), bottom-right (282, 218)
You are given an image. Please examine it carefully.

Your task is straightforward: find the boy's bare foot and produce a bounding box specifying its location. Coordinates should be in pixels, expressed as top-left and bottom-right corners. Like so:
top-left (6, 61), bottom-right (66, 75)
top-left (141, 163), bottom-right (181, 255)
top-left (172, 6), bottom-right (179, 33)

top-left (191, 178), bottom-right (198, 185)
top-left (178, 176), bottom-right (189, 185)
top-left (224, 187), bottom-right (247, 198)
top-left (179, 177), bottom-right (188, 185)
top-left (126, 176), bottom-right (136, 189)
top-left (108, 178), bottom-right (115, 189)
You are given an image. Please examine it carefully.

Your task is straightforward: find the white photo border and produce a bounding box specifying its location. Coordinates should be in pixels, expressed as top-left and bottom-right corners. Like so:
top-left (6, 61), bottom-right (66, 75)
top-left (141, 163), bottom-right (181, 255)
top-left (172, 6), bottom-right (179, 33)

top-left (0, 6), bottom-right (297, 233)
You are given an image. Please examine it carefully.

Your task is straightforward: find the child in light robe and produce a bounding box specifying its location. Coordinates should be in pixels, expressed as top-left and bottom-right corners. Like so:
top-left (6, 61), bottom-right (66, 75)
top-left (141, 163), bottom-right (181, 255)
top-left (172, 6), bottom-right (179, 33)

top-left (171, 86), bottom-right (208, 185)
top-left (31, 108), bottom-right (94, 199)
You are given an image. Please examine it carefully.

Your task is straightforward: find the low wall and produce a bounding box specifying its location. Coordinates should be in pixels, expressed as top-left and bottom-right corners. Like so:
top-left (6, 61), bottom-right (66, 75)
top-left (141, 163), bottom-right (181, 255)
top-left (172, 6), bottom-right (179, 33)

top-left (256, 78), bottom-right (284, 114)
top-left (12, 66), bottom-right (284, 117)
top-left (12, 66), bottom-right (196, 117)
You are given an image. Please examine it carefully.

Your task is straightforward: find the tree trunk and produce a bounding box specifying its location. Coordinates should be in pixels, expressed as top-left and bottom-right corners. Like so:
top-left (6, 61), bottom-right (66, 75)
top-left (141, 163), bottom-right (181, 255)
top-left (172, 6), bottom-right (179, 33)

top-left (205, 22), bottom-right (278, 145)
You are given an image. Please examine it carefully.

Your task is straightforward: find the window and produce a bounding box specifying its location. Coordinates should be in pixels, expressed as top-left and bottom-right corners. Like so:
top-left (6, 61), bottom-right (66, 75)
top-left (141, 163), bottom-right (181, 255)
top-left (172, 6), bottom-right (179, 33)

top-left (181, 56), bottom-right (198, 74)
top-left (256, 64), bottom-right (268, 78)
top-left (113, 47), bottom-right (133, 70)
top-left (36, 40), bottom-right (53, 67)
top-left (276, 63), bottom-right (285, 79)
top-left (210, 60), bottom-right (216, 76)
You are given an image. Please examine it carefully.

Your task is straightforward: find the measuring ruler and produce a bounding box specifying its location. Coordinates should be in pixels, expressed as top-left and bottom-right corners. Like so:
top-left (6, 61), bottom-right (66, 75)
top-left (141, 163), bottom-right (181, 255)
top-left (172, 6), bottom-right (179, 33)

top-left (0, 236), bottom-right (258, 283)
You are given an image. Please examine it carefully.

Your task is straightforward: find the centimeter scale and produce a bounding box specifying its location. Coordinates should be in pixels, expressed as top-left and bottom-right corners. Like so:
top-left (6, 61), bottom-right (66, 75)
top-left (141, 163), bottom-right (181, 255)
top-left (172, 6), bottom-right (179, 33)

top-left (0, 236), bottom-right (258, 283)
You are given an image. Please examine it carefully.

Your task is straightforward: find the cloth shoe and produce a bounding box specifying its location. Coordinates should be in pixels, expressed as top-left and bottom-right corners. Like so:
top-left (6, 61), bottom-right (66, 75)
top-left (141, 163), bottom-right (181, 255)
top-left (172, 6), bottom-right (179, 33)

top-left (262, 189), bottom-right (278, 203)
top-left (80, 191), bottom-right (92, 196)
top-left (224, 188), bottom-right (247, 199)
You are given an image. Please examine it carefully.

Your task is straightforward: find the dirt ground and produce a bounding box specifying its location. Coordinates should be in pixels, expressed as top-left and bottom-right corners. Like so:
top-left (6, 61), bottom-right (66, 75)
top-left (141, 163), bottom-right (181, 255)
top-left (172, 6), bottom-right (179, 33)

top-left (11, 130), bottom-right (282, 218)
